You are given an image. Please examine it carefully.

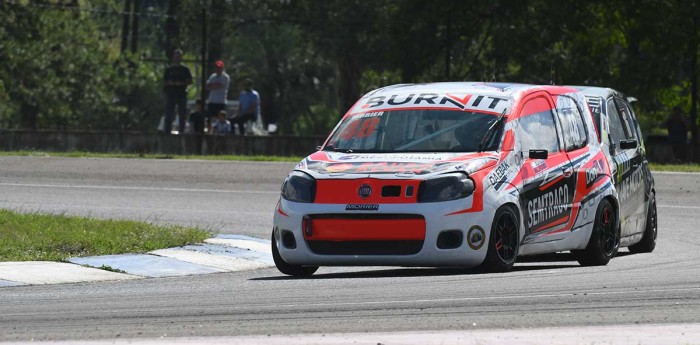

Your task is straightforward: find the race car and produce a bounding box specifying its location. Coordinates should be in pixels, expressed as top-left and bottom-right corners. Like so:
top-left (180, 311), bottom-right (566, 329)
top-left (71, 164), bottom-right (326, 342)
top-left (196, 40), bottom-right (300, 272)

top-left (272, 82), bottom-right (619, 276)
top-left (572, 86), bottom-right (657, 253)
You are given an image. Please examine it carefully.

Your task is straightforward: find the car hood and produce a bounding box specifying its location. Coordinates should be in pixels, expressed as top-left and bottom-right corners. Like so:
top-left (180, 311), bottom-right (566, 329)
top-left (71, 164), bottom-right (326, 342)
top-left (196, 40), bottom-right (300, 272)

top-left (296, 151), bottom-right (499, 178)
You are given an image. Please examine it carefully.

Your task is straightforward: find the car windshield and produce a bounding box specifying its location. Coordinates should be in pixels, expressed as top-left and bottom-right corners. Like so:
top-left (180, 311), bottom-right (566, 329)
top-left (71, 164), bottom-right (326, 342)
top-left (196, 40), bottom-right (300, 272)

top-left (324, 109), bottom-right (503, 153)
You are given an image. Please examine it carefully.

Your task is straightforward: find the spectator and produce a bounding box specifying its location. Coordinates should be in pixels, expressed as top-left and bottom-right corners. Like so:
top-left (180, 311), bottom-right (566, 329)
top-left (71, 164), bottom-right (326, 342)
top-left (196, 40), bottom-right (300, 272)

top-left (189, 99), bottom-right (205, 134)
top-left (206, 60), bottom-right (230, 133)
top-left (211, 110), bottom-right (231, 135)
top-left (232, 78), bottom-right (260, 135)
top-left (663, 106), bottom-right (690, 162)
top-left (163, 49), bottom-right (193, 134)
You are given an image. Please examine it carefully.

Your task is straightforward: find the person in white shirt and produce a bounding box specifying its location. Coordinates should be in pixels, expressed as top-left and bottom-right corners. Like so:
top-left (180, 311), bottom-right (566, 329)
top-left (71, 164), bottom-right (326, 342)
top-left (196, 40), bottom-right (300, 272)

top-left (205, 60), bottom-right (230, 133)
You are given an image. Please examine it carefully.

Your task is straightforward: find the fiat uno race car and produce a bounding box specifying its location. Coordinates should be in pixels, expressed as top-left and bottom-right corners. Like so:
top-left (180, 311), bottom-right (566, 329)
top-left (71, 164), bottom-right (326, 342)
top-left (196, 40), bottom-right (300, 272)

top-left (273, 82), bottom-right (621, 276)
top-left (573, 86), bottom-right (657, 253)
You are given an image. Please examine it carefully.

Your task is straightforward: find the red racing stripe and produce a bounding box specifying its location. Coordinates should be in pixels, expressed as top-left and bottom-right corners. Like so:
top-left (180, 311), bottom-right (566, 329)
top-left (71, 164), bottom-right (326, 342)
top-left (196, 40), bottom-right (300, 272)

top-left (539, 175), bottom-right (565, 191)
top-left (304, 218), bottom-right (426, 241)
top-left (534, 214), bottom-right (570, 233)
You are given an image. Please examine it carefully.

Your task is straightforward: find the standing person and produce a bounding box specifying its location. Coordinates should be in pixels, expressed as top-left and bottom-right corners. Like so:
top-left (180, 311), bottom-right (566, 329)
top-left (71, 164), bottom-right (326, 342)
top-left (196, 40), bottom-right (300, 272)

top-left (205, 60), bottom-right (230, 133)
top-left (232, 78), bottom-right (260, 135)
top-left (189, 99), bottom-right (205, 134)
top-left (211, 110), bottom-right (231, 135)
top-left (163, 49), bottom-right (193, 134)
top-left (663, 106), bottom-right (690, 162)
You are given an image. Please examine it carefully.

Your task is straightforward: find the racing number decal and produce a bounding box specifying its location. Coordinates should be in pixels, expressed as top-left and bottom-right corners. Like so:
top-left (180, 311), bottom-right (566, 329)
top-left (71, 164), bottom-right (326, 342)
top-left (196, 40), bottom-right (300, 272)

top-left (340, 120), bottom-right (360, 140)
top-left (358, 117), bottom-right (380, 138)
top-left (340, 117), bottom-right (380, 140)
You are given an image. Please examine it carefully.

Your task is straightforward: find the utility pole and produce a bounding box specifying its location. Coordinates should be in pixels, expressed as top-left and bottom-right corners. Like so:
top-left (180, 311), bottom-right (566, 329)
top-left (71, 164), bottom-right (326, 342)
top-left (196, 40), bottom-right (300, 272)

top-left (120, 0), bottom-right (132, 53)
top-left (691, 2), bottom-right (698, 162)
top-left (200, 7), bottom-right (207, 104)
top-left (445, 10), bottom-right (451, 80)
top-left (165, 0), bottom-right (181, 60)
top-left (130, 0), bottom-right (141, 53)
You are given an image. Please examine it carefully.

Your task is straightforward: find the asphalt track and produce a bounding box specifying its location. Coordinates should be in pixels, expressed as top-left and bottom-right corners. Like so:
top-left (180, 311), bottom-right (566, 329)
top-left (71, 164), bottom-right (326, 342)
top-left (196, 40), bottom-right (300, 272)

top-left (0, 156), bottom-right (699, 343)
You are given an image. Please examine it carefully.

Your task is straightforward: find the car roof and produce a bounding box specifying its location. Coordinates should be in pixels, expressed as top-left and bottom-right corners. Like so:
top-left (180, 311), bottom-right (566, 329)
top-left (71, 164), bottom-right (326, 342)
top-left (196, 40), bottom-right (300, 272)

top-left (347, 82), bottom-right (581, 118)
top-left (367, 82), bottom-right (563, 99)
top-left (568, 85), bottom-right (625, 99)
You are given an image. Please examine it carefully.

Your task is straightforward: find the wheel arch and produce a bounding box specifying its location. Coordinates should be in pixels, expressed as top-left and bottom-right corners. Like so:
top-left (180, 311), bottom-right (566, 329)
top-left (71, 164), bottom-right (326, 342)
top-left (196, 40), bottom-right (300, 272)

top-left (499, 201), bottom-right (524, 243)
top-left (604, 194), bottom-right (621, 230)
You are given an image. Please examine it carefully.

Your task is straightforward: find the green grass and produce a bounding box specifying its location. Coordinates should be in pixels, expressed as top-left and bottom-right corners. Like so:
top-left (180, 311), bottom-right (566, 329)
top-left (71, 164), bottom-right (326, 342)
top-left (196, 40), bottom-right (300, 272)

top-left (0, 209), bottom-right (210, 262)
top-left (649, 163), bottom-right (700, 172)
top-left (0, 150), bottom-right (303, 162)
top-left (2, 150), bottom-right (699, 171)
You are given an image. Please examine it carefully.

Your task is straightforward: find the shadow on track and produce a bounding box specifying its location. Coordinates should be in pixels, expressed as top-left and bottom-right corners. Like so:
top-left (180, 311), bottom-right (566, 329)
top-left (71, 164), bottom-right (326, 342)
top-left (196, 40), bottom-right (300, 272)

top-left (518, 250), bottom-right (633, 263)
top-left (253, 262), bottom-right (581, 281)
top-left (255, 251), bottom-right (638, 280)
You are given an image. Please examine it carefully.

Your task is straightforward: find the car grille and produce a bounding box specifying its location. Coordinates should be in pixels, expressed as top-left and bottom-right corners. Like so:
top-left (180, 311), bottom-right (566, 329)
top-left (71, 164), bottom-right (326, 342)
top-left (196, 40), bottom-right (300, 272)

top-left (305, 214), bottom-right (425, 255)
top-left (307, 240), bottom-right (423, 255)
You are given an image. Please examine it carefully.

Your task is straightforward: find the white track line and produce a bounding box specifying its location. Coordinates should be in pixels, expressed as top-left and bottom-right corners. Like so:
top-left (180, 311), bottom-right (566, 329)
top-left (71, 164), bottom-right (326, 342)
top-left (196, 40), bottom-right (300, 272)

top-left (658, 204), bottom-right (700, 209)
top-left (0, 182), bottom-right (277, 194)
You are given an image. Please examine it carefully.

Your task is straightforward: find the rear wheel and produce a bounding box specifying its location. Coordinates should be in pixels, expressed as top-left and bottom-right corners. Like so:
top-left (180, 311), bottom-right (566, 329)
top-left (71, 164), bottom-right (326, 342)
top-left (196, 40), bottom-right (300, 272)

top-left (271, 231), bottom-right (318, 277)
top-left (628, 192), bottom-right (657, 253)
top-left (481, 205), bottom-right (520, 273)
top-left (573, 198), bottom-right (619, 266)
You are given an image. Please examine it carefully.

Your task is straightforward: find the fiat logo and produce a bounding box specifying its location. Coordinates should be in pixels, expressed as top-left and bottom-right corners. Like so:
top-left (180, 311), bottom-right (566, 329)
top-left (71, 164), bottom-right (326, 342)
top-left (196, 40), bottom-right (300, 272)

top-left (358, 184), bottom-right (372, 198)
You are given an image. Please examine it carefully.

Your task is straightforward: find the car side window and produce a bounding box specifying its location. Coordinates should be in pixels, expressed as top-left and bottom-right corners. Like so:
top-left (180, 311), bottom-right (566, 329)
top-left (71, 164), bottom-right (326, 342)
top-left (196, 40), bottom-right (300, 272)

top-left (585, 96), bottom-right (603, 142)
top-left (613, 98), bottom-right (638, 141)
top-left (606, 98), bottom-right (631, 145)
top-left (517, 97), bottom-right (560, 154)
top-left (555, 95), bottom-right (588, 151)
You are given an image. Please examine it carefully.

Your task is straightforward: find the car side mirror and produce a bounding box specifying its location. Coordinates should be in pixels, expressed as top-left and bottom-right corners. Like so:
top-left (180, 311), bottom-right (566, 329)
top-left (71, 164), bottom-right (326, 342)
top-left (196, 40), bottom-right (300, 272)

top-left (528, 149), bottom-right (548, 159)
top-left (619, 139), bottom-right (637, 150)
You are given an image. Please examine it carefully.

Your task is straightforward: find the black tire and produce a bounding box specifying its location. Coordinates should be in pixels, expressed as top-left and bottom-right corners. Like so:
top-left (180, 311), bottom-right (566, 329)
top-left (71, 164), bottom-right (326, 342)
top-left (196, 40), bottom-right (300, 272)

top-left (628, 192), bottom-right (657, 253)
top-left (481, 205), bottom-right (520, 273)
top-left (271, 231), bottom-right (318, 277)
top-left (573, 198), bottom-right (619, 266)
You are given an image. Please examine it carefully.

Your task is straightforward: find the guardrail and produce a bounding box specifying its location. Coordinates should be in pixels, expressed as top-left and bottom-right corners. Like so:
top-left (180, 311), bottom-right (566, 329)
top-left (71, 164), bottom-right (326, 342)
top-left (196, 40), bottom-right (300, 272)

top-left (0, 130), bottom-right (325, 157)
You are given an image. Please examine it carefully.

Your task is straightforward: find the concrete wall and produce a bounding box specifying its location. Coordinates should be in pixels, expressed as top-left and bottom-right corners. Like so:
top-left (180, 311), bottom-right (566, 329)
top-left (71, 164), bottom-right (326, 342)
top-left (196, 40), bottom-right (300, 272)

top-left (0, 130), bottom-right (325, 157)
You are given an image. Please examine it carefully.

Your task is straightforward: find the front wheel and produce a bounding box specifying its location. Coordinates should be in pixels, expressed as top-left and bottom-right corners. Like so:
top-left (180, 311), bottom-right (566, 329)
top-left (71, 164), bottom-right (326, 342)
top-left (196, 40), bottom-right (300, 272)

top-left (481, 205), bottom-right (520, 273)
top-left (271, 231), bottom-right (318, 277)
top-left (573, 198), bottom-right (619, 266)
top-left (628, 192), bottom-right (657, 253)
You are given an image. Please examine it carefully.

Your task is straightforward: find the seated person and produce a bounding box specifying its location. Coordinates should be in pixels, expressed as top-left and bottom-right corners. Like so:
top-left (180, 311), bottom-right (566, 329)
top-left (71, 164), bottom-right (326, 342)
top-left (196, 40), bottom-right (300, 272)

top-left (211, 110), bottom-right (231, 135)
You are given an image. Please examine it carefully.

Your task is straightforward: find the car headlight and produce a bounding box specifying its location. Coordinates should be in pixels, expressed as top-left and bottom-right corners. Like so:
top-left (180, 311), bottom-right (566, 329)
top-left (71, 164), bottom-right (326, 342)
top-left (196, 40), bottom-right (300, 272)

top-left (281, 171), bottom-right (316, 203)
top-left (417, 173), bottom-right (475, 203)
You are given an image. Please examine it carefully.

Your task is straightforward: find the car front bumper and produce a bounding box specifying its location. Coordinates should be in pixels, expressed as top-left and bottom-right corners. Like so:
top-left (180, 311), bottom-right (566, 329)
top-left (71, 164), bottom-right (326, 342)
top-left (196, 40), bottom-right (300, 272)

top-left (273, 196), bottom-right (497, 268)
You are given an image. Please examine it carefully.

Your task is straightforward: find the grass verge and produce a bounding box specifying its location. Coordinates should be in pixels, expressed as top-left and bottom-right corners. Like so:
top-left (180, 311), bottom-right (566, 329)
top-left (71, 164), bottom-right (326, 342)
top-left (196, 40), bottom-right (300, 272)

top-left (648, 163), bottom-right (700, 172)
top-left (0, 150), bottom-right (303, 162)
top-left (2, 150), bottom-right (699, 171)
top-left (0, 209), bottom-right (210, 262)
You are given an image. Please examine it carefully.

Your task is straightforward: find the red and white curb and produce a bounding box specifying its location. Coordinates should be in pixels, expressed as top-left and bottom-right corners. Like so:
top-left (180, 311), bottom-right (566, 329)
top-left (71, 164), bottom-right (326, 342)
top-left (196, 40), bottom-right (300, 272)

top-left (0, 235), bottom-right (272, 286)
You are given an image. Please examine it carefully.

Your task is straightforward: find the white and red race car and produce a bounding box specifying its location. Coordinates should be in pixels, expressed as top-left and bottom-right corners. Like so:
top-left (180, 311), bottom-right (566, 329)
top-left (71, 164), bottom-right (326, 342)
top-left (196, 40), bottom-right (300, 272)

top-left (272, 82), bottom-right (619, 276)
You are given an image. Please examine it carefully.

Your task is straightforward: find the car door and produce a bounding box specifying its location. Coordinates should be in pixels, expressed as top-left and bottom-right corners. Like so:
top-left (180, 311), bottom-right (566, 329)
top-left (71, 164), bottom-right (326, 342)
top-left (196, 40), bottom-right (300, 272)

top-left (515, 92), bottom-right (575, 240)
top-left (605, 97), bottom-right (642, 238)
top-left (612, 97), bottom-right (647, 236)
top-left (553, 94), bottom-right (593, 231)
